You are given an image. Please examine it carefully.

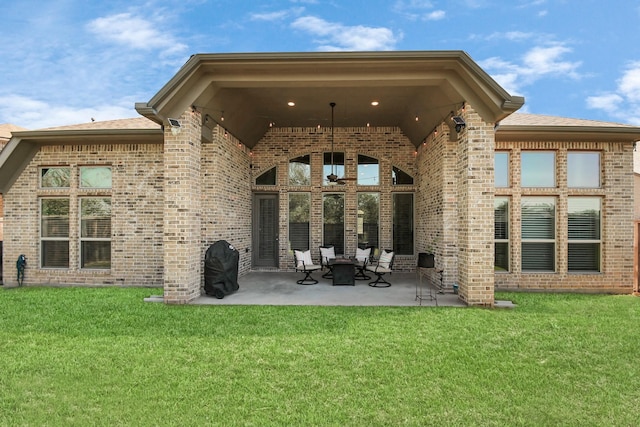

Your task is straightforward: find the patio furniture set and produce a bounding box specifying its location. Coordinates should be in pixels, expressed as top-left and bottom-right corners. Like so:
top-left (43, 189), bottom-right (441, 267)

top-left (293, 246), bottom-right (395, 287)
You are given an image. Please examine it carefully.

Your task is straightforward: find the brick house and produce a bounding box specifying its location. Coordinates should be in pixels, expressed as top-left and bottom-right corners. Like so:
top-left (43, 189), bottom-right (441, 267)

top-left (1, 51), bottom-right (639, 305)
top-left (0, 124), bottom-right (28, 283)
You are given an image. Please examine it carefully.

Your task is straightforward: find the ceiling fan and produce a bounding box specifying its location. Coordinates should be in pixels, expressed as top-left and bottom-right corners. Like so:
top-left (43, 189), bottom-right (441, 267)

top-left (327, 102), bottom-right (357, 185)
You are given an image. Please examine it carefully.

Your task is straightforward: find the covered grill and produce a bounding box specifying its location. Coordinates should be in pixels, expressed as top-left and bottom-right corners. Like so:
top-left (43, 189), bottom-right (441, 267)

top-left (204, 240), bottom-right (240, 299)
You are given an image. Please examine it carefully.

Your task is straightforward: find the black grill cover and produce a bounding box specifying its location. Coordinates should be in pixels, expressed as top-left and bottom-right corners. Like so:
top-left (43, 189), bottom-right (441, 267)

top-left (204, 240), bottom-right (240, 299)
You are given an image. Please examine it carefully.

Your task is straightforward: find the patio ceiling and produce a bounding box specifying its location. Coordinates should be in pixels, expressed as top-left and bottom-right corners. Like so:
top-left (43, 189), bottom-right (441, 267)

top-left (135, 51), bottom-right (525, 148)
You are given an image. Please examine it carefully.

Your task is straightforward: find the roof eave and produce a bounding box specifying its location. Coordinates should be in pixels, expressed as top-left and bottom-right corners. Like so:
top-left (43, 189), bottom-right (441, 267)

top-left (14, 128), bottom-right (162, 142)
top-left (496, 125), bottom-right (640, 143)
top-left (136, 51), bottom-right (525, 145)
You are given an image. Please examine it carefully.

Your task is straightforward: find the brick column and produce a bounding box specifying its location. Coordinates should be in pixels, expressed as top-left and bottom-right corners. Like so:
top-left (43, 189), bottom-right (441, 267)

top-left (456, 107), bottom-right (495, 306)
top-left (163, 110), bottom-right (202, 304)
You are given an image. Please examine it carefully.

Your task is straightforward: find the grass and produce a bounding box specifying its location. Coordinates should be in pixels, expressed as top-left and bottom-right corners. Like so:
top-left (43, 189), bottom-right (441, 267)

top-left (1, 287), bottom-right (639, 426)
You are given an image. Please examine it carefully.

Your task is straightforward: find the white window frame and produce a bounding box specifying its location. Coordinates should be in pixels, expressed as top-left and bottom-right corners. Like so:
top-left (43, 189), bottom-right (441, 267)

top-left (521, 151), bottom-right (556, 188)
top-left (40, 197), bottom-right (70, 269)
top-left (521, 196), bottom-right (556, 272)
top-left (567, 151), bottom-right (601, 188)
top-left (494, 197), bottom-right (509, 272)
top-left (40, 166), bottom-right (71, 188)
top-left (494, 152), bottom-right (510, 188)
top-left (79, 197), bottom-right (112, 269)
top-left (80, 166), bottom-right (112, 189)
top-left (567, 197), bottom-right (602, 272)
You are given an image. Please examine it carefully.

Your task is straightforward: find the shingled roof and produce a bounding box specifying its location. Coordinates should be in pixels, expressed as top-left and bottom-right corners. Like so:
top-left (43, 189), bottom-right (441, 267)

top-left (500, 113), bottom-right (637, 128)
top-left (38, 117), bottom-right (160, 131)
top-left (0, 123), bottom-right (28, 143)
top-left (496, 113), bottom-right (640, 143)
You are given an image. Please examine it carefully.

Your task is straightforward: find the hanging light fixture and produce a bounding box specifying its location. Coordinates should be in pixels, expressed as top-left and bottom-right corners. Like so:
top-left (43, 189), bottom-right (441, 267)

top-left (326, 102), bottom-right (356, 185)
top-left (327, 102), bottom-right (338, 184)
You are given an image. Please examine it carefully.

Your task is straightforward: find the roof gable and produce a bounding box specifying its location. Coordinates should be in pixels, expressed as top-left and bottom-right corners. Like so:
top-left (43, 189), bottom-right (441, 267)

top-left (136, 51), bottom-right (525, 147)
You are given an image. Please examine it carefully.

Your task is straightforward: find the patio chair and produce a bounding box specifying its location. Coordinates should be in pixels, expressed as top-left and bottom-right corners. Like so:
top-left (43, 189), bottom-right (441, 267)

top-left (294, 249), bottom-right (322, 285)
top-left (353, 246), bottom-right (373, 280)
top-left (366, 249), bottom-right (395, 287)
top-left (319, 245), bottom-right (336, 279)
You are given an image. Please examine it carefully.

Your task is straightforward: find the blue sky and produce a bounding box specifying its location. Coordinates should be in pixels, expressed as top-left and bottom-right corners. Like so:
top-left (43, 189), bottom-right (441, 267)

top-left (2, 0), bottom-right (640, 130)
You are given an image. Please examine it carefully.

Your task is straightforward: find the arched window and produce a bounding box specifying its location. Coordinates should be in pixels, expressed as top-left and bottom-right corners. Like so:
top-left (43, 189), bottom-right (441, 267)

top-left (289, 155), bottom-right (311, 185)
top-left (255, 167), bottom-right (276, 185)
top-left (392, 166), bottom-right (413, 185)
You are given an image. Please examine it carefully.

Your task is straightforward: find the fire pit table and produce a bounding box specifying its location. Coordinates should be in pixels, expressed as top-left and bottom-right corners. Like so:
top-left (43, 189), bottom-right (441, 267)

top-left (328, 258), bottom-right (356, 286)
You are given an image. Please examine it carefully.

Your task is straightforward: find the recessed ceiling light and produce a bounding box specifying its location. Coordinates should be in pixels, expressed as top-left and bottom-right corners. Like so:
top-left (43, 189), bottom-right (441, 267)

top-left (287, 101), bottom-right (295, 107)
top-left (371, 101), bottom-right (379, 106)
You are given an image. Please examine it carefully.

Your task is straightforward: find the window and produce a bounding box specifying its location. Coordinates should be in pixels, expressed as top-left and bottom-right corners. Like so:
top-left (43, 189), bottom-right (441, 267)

top-left (80, 198), bottom-right (111, 269)
top-left (256, 167), bottom-right (276, 185)
top-left (289, 155), bottom-right (311, 186)
top-left (568, 197), bottom-right (601, 272)
top-left (494, 197), bottom-right (509, 271)
top-left (41, 167), bottom-right (70, 188)
top-left (289, 193), bottom-right (310, 251)
top-left (393, 193), bottom-right (414, 255)
top-left (521, 197), bottom-right (556, 271)
top-left (358, 193), bottom-right (379, 249)
top-left (392, 166), bottom-right (414, 185)
top-left (80, 166), bottom-right (112, 188)
top-left (323, 193), bottom-right (345, 254)
top-left (323, 152), bottom-right (344, 186)
top-left (494, 152), bottom-right (509, 187)
top-left (357, 155), bottom-right (379, 185)
top-left (521, 151), bottom-right (555, 187)
top-left (41, 198), bottom-right (70, 268)
top-left (568, 152), bottom-right (600, 188)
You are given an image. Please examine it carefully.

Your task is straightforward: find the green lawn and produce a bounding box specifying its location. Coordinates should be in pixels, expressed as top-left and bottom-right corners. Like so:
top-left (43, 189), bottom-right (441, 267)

top-left (1, 287), bottom-right (639, 426)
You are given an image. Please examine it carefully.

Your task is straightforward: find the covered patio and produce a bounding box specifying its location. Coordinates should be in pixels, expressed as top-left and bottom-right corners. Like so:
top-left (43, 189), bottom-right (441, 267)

top-left (145, 272), bottom-right (468, 307)
top-left (132, 51), bottom-right (525, 306)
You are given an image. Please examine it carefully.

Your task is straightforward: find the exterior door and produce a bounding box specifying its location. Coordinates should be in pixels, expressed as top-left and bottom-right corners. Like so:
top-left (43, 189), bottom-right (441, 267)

top-left (253, 194), bottom-right (279, 268)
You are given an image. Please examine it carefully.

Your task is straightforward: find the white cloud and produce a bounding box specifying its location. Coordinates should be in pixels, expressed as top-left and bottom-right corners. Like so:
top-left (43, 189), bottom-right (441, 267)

top-left (250, 8), bottom-right (304, 22)
top-left (0, 7), bottom-right (193, 129)
top-left (521, 45), bottom-right (581, 79)
top-left (587, 61), bottom-right (640, 125)
top-left (586, 93), bottom-right (624, 113)
top-left (503, 31), bottom-right (536, 42)
top-left (394, 0), bottom-right (434, 10)
top-left (291, 16), bottom-right (400, 51)
top-left (618, 61), bottom-right (640, 103)
top-left (393, 0), bottom-right (442, 21)
top-left (425, 10), bottom-right (445, 20)
top-left (250, 10), bottom-right (291, 21)
top-left (479, 43), bottom-right (582, 96)
top-left (86, 13), bottom-right (187, 56)
top-left (0, 94), bottom-right (136, 130)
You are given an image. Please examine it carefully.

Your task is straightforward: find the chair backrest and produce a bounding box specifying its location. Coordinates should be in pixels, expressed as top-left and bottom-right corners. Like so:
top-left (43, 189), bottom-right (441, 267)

top-left (355, 246), bottom-right (372, 263)
top-left (319, 245), bottom-right (335, 268)
top-left (378, 249), bottom-right (395, 270)
top-left (294, 249), bottom-right (313, 269)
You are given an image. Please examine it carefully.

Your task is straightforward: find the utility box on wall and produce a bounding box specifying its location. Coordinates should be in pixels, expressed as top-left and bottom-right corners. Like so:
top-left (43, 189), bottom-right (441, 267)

top-left (418, 252), bottom-right (435, 268)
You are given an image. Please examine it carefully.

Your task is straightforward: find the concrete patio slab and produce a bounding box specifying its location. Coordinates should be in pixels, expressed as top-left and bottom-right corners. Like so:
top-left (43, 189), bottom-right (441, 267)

top-left (186, 271), bottom-right (467, 307)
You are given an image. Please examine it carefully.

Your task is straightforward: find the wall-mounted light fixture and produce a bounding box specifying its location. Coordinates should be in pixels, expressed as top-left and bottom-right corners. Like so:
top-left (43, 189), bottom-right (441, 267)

top-left (168, 118), bottom-right (181, 135)
top-left (451, 115), bottom-right (466, 133)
